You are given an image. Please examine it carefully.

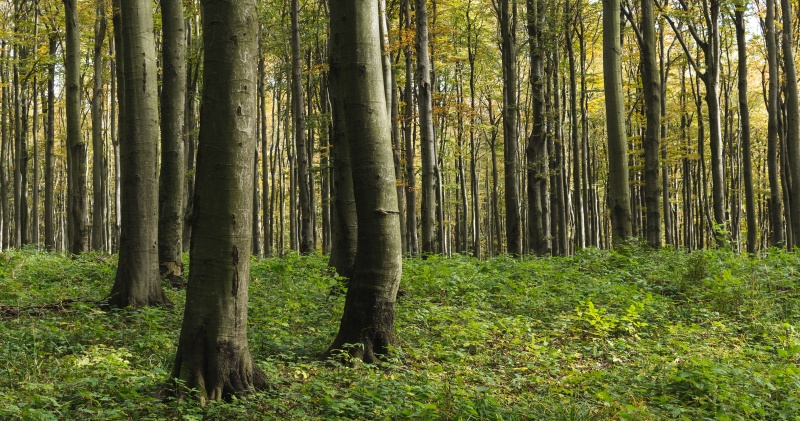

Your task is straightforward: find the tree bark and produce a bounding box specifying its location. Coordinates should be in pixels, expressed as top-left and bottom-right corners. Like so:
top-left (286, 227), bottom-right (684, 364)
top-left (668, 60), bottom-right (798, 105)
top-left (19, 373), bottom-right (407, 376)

top-left (526, 0), bottom-right (549, 255)
top-left (171, 0), bottom-right (267, 402)
top-left (159, 0), bottom-right (187, 276)
top-left (44, 35), bottom-right (56, 250)
top-left (766, 0), bottom-right (784, 246)
top-left (735, 7), bottom-right (756, 253)
top-left (92, 0), bottom-right (108, 252)
top-left (416, 0), bottom-right (438, 254)
top-left (603, 0), bottom-right (633, 244)
top-left (780, 0), bottom-right (800, 247)
top-left (499, 0), bottom-right (521, 255)
top-left (639, 0), bottom-right (661, 248)
top-left (64, 0), bottom-right (88, 254)
top-left (107, 0), bottom-right (168, 307)
top-left (292, 0), bottom-right (313, 254)
top-left (325, 0), bottom-right (403, 362)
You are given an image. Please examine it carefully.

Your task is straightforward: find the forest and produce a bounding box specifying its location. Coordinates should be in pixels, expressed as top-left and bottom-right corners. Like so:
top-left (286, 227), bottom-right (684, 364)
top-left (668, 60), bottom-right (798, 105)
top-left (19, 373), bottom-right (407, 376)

top-left (2, 0), bottom-right (800, 418)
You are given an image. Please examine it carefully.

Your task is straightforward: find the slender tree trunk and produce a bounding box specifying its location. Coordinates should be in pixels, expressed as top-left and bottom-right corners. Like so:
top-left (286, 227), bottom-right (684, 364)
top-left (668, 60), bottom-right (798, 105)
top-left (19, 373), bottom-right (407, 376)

top-left (64, 0), bottom-right (88, 254)
top-left (567, 2), bottom-right (584, 249)
top-left (640, 0), bottom-right (661, 248)
top-left (107, 0), bottom-right (168, 307)
top-left (172, 0), bottom-right (267, 402)
top-left (44, 36), bottom-right (56, 250)
top-left (291, 0), bottom-right (313, 254)
top-left (112, 1), bottom-right (124, 253)
top-left (780, 0), bottom-right (800, 246)
top-left (183, 19), bottom-right (199, 253)
top-left (404, 0), bottom-right (419, 255)
top-left (660, 27), bottom-right (672, 247)
top-left (500, 0), bottom-right (521, 255)
top-left (325, 0), bottom-right (403, 362)
top-left (766, 0), bottom-right (784, 246)
top-left (159, 0), bottom-right (187, 275)
top-left (735, 8), bottom-right (756, 253)
top-left (92, 0), bottom-right (108, 252)
top-left (466, 8), bottom-right (481, 259)
top-left (416, 0), bottom-right (438, 254)
top-left (603, 0), bottom-right (633, 244)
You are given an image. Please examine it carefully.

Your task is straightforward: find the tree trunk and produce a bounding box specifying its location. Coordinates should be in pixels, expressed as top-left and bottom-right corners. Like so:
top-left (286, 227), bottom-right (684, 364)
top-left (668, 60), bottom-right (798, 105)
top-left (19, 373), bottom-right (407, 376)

top-left (766, 0), bottom-right (784, 246)
top-left (159, 0), bottom-right (187, 276)
top-left (640, 0), bottom-right (661, 248)
top-left (172, 0), bottom-right (266, 402)
top-left (526, 0), bottom-right (548, 255)
top-left (107, 0), bottom-right (168, 307)
top-left (500, 0), bottom-right (521, 255)
top-left (325, 0), bottom-right (403, 362)
top-left (734, 7), bottom-right (756, 253)
top-left (44, 36), bottom-right (56, 250)
top-left (416, 0), bottom-right (438, 254)
top-left (403, 0), bottom-right (419, 255)
top-left (92, 0), bottom-right (108, 252)
top-left (64, 0), bottom-right (88, 254)
top-left (781, 0), bottom-right (800, 246)
top-left (603, 0), bottom-right (633, 244)
top-left (291, 0), bottom-right (313, 255)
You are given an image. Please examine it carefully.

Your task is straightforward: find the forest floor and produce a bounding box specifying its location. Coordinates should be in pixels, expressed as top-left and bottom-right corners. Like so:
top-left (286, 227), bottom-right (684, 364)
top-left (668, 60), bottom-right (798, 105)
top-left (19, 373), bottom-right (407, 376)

top-left (1, 246), bottom-right (800, 420)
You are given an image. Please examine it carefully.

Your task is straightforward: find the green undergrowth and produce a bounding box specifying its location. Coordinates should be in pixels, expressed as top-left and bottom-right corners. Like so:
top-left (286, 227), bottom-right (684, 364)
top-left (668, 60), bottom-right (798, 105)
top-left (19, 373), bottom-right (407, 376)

top-left (2, 246), bottom-right (800, 419)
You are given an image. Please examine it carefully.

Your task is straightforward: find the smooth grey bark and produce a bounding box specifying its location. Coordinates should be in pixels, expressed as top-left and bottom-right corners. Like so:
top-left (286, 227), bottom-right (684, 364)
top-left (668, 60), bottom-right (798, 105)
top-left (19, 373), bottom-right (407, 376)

top-left (325, 0), bottom-right (403, 362)
top-left (0, 44), bottom-right (7, 250)
top-left (183, 18), bottom-right (200, 253)
top-left (64, 0), bottom-right (88, 254)
top-left (416, 0), bottom-right (438, 254)
top-left (466, 4), bottom-right (481, 259)
top-left (766, 0), bottom-right (784, 246)
top-left (291, 0), bottom-right (313, 255)
top-left (603, 0), bottom-right (633, 244)
top-left (92, 0), bottom-right (107, 252)
top-left (171, 0), bottom-right (266, 402)
top-left (107, 0), bottom-right (168, 307)
top-left (566, 0), bottom-right (584, 250)
top-left (499, 0), bottom-right (521, 255)
top-left (111, 0), bottom-right (124, 253)
top-left (158, 0), bottom-right (187, 276)
top-left (734, 7), bottom-right (756, 253)
top-left (780, 0), bottom-right (800, 247)
top-left (660, 27), bottom-right (673, 247)
top-left (328, 31), bottom-right (358, 279)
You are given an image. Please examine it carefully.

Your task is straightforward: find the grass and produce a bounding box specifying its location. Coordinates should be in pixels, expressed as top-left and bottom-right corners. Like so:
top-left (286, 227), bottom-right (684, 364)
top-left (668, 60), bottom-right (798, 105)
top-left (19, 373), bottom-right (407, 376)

top-left (1, 246), bottom-right (800, 419)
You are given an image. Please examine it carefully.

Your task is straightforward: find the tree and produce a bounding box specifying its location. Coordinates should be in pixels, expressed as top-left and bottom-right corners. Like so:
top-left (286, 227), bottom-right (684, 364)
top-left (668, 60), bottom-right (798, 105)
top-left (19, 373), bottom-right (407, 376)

top-left (106, 0), bottom-right (168, 307)
top-left (91, 0), bottom-right (107, 252)
top-left (497, 0), bottom-right (521, 255)
top-left (171, 0), bottom-right (267, 401)
top-left (292, 0), bottom-right (313, 254)
top-left (417, 0), bottom-right (438, 254)
top-left (526, 0), bottom-right (549, 255)
top-left (781, 0), bottom-right (800, 248)
top-left (734, 1), bottom-right (755, 253)
top-left (603, 0), bottom-right (633, 244)
top-left (64, 0), bottom-right (88, 254)
top-left (765, 0), bottom-right (784, 246)
top-left (158, 0), bottom-right (187, 277)
top-left (325, 0), bottom-right (403, 362)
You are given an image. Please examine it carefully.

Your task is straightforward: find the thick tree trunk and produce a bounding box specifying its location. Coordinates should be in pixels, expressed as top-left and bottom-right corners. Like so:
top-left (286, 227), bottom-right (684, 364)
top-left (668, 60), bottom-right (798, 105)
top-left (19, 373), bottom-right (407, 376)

top-left (159, 0), bottom-right (187, 276)
top-left (603, 0), bottom-right (633, 244)
top-left (416, 0), bottom-right (438, 254)
top-left (92, 1), bottom-right (107, 252)
top-left (171, 0), bottom-right (267, 402)
top-left (766, 0), bottom-right (784, 246)
top-left (325, 0), bottom-right (403, 362)
top-left (526, 0), bottom-right (548, 255)
top-left (64, 0), bottom-right (88, 254)
top-left (107, 0), bottom-right (168, 307)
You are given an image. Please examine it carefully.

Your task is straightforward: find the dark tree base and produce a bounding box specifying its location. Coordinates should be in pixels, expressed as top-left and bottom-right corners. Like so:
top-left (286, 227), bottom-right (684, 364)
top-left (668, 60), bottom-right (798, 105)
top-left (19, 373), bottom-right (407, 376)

top-left (170, 333), bottom-right (267, 405)
top-left (323, 291), bottom-right (397, 364)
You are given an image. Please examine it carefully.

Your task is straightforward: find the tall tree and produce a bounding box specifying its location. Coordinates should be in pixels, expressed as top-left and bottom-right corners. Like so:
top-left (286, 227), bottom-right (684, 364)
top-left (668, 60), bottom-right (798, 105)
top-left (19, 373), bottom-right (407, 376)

top-left (325, 0), bottom-right (403, 362)
top-left (603, 0), bottom-right (633, 244)
top-left (44, 34), bottom-right (56, 250)
top-left (292, 0), bottom-right (313, 254)
top-left (526, 0), bottom-right (549, 255)
top-left (171, 0), bottom-right (267, 401)
top-left (416, 0), bottom-right (438, 254)
top-left (107, 0), bottom-right (168, 307)
top-left (734, 1), bottom-right (756, 253)
top-left (780, 0), bottom-right (800, 247)
top-left (92, 0), bottom-right (108, 252)
top-left (765, 0), bottom-right (784, 246)
top-left (158, 0), bottom-right (187, 277)
top-left (64, 0), bottom-right (88, 254)
top-left (499, 0), bottom-right (521, 255)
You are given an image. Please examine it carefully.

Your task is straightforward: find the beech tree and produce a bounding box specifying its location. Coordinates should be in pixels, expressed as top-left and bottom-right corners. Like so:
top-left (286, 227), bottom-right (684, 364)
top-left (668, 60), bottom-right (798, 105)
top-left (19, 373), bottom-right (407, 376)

top-left (106, 0), bottom-right (168, 307)
top-left (325, 0), bottom-right (403, 362)
top-left (171, 0), bottom-right (267, 401)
